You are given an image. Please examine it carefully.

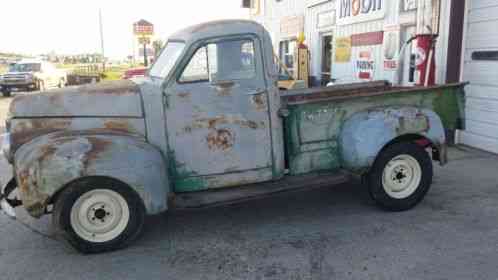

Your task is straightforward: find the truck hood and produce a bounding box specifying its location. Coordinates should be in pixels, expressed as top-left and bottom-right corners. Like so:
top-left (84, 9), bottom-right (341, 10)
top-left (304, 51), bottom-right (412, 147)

top-left (9, 80), bottom-right (144, 118)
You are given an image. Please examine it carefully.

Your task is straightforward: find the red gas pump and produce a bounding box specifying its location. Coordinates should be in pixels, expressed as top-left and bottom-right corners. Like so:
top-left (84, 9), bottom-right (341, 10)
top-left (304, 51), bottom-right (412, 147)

top-left (415, 34), bottom-right (438, 86)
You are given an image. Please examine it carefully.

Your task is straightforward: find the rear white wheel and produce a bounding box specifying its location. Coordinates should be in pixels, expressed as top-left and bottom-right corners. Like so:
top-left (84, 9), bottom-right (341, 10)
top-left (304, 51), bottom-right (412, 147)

top-left (381, 154), bottom-right (422, 199)
top-left (367, 142), bottom-right (433, 211)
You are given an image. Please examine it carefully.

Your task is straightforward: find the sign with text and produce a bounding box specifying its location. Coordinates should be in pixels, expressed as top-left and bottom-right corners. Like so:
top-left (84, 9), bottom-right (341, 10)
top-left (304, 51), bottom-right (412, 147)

top-left (351, 31), bottom-right (384, 46)
top-left (356, 50), bottom-right (374, 80)
top-left (335, 37), bottom-right (352, 62)
top-left (383, 26), bottom-right (400, 71)
top-left (133, 19), bottom-right (154, 36)
top-left (336, 0), bottom-right (386, 25)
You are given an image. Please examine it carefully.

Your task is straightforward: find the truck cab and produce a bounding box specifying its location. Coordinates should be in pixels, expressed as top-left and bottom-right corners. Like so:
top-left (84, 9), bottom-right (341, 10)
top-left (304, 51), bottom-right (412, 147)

top-left (0, 20), bottom-right (464, 253)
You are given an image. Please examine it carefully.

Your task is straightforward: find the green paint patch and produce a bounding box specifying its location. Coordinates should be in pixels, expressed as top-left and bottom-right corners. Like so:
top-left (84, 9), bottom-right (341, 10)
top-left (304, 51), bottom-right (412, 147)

top-left (174, 177), bottom-right (207, 192)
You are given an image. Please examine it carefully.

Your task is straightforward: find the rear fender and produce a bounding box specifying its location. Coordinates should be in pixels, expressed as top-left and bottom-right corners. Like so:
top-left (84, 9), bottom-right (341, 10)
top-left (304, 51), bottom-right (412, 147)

top-left (339, 107), bottom-right (446, 172)
top-left (14, 132), bottom-right (169, 217)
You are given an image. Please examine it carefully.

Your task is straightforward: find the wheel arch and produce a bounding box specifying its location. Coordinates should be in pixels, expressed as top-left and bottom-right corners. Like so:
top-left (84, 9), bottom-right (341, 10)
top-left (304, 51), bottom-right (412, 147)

top-left (339, 106), bottom-right (447, 173)
top-left (49, 175), bottom-right (146, 212)
top-left (14, 132), bottom-right (170, 217)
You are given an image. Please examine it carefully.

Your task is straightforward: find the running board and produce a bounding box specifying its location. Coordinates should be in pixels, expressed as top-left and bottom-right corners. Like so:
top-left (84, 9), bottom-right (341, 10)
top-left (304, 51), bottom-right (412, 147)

top-left (173, 171), bottom-right (351, 209)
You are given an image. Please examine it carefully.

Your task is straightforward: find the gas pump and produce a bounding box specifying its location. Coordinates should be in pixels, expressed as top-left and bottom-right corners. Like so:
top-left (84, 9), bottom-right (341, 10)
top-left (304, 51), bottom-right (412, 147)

top-left (414, 34), bottom-right (437, 86)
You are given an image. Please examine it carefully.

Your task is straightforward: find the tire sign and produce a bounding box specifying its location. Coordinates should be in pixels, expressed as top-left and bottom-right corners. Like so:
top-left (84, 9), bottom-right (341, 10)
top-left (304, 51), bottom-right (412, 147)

top-left (356, 50), bottom-right (374, 80)
top-left (383, 26), bottom-right (400, 71)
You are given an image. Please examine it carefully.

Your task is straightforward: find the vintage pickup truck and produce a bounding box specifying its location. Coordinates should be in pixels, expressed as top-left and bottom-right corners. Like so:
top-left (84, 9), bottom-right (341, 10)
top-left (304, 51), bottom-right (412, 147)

top-left (0, 20), bottom-right (464, 253)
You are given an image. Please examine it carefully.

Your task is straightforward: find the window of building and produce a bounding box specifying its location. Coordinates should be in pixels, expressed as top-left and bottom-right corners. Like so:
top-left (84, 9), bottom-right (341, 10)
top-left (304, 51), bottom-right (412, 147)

top-left (278, 39), bottom-right (297, 78)
top-left (179, 39), bottom-right (256, 83)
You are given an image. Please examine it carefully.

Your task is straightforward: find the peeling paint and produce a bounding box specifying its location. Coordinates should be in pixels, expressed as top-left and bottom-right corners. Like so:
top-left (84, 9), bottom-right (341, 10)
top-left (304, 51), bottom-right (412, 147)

top-left (181, 115), bottom-right (261, 134)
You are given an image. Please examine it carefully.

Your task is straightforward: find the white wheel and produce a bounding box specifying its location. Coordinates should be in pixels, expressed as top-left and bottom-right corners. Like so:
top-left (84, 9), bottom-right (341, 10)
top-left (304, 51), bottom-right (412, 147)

top-left (70, 189), bottom-right (130, 243)
top-left (382, 154), bottom-right (422, 199)
top-left (368, 142), bottom-right (433, 211)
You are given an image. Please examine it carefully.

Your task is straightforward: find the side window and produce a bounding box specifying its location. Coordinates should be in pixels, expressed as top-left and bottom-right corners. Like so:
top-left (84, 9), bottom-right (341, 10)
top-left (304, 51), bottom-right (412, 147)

top-left (179, 46), bottom-right (210, 83)
top-left (179, 39), bottom-right (257, 83)
top-left (215, 39), bottom-right (256, 81)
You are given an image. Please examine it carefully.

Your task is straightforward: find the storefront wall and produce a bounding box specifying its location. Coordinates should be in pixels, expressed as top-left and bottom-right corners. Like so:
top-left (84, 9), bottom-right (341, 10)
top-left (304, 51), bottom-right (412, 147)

top-left (249, 0), bottom-right (451, 86)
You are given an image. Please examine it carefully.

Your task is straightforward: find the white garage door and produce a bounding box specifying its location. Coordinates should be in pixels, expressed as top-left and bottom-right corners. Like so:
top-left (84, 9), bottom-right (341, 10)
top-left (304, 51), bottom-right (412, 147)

top-left (460, 0), bottom-right (498, 154)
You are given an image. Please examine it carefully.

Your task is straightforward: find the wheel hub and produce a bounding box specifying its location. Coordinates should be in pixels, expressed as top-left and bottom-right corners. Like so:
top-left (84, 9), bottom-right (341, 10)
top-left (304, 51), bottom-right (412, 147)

top-left (70, 189), bottom-right (130, 243)
top-left (382, 154), bottom-right (422, 199)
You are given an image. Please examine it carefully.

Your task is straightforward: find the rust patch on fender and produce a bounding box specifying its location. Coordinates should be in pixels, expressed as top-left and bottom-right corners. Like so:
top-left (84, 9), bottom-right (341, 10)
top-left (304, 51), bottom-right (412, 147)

top-left (11, 119), bottom-right (72, 151)
top-left (104, 120), bottom-right (133, 133)
top-left (85, 137), bottom-right (113, 164)
top-left (206, 129), bottom-right (234, 151)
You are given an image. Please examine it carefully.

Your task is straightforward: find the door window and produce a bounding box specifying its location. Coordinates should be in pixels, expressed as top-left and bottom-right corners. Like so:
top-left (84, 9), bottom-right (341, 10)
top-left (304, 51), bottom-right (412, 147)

top-left (179, 39), bottom-right (256, 83)
top-left (179, 46), bottom-right (210, 83)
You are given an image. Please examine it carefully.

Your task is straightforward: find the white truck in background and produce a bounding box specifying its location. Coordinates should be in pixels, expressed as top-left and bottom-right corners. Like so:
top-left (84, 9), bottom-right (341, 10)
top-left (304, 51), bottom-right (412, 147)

top-left (0, 60), bottom-right (66, 97)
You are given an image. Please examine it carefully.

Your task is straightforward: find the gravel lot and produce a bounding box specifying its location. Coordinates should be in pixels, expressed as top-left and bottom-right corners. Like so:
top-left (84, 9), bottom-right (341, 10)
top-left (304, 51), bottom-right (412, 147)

top-left (1, 94), bottom-right (498, 279)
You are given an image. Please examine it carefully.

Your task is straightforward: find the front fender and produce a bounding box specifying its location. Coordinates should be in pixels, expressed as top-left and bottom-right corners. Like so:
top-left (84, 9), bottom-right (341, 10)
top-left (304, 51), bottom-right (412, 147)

top-left (14, 132), bottom-right (169, 217)
top-left (339, 107), bottom-right (445, 172)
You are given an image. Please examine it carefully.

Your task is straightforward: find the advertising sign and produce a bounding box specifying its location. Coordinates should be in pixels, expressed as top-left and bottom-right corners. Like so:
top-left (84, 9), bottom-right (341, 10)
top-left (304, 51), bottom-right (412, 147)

top-left (336, 0), bottom-right (386, 25)
top-left (383, 26), bottom-right (400, 71)
top-left (356, 50), bottom-right (374, 80)
top-left (335, 37), bottom-right (352, 62)
top-left (133, 19), bottom-right (154, 36)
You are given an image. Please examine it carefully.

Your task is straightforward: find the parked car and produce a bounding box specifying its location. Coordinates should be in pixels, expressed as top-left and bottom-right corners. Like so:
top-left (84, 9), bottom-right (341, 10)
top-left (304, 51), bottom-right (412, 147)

top-left (122, 67), bottom-right (147, 79)
top-left (0, 60), bottom-right (66, 97)
top-left (0, 20), bottom-right (465, 253)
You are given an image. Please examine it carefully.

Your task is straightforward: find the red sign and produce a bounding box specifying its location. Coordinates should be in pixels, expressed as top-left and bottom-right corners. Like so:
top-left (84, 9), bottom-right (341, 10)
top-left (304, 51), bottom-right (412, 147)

top-left (133, 19), bottom-right (154, 36)
top-left (351, 31), bottom-right (384, 46)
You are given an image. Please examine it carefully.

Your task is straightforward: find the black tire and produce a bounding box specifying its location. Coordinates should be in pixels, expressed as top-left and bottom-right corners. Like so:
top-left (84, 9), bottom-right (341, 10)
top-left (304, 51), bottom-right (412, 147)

top-left (58, 78), bottom-right (65, 88)
top-left (52, 177), bottom-right (146, 254)
top-left (367, 142), bottom-right (433, 211)
top-left (2, 89), bottom-right (11, 97)
top-left (36, 80), bottom-right (46, 91)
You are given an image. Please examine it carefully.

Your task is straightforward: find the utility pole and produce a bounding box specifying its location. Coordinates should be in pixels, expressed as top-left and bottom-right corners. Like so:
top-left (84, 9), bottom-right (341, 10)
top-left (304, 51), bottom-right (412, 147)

top-left (99, 9), bottom-right (106, 72)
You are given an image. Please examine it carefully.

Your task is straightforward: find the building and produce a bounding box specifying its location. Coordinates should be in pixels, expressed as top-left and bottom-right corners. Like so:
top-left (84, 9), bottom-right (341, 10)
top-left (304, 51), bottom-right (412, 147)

top-left (243, 0), bottom-right (498, 154)
top-left (244, 0), bottom-right (453, 87)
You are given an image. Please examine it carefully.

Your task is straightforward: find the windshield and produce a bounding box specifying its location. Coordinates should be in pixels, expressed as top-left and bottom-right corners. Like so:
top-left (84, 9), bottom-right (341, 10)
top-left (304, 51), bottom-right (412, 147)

top-left (9, 63), bottom-right (41, 73)
top-left (149, 42), bottom-right (185, 78)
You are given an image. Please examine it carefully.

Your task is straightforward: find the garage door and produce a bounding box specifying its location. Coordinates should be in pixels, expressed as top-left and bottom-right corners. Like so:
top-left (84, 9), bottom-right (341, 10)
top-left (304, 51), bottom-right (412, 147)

top-left (460, 0), bottom-right (498, 154)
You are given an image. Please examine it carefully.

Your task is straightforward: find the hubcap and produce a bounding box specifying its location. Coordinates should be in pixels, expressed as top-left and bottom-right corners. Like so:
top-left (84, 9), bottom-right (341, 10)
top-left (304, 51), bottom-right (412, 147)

top-left (70, 189), bottom-right (130, 243)
top-left (382, 154), bottom-right (422, 199)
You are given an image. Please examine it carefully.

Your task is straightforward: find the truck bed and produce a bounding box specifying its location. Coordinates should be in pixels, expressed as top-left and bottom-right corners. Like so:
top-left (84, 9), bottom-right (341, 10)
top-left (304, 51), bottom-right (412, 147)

top-left (280, 81), bottom-right (466, 176)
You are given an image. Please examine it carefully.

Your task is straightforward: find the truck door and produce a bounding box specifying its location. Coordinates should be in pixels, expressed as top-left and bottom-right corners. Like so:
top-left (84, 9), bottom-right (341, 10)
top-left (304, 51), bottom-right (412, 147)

top-left (165, 36), bottom-right (274, 192)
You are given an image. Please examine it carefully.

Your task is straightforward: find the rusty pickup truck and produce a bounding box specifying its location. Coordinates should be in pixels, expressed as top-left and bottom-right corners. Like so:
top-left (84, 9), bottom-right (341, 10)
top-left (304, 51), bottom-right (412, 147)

top-left (0, 20), bottom-right (464, 253)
